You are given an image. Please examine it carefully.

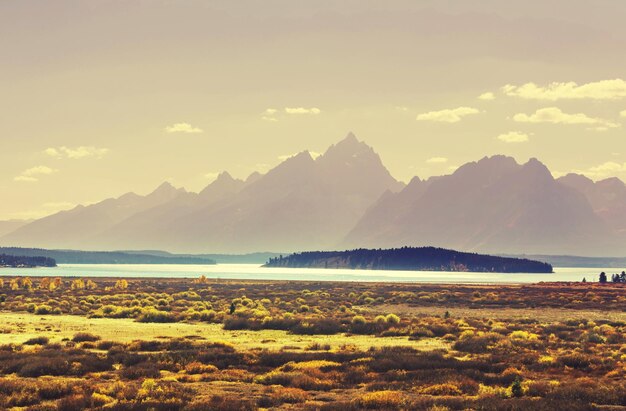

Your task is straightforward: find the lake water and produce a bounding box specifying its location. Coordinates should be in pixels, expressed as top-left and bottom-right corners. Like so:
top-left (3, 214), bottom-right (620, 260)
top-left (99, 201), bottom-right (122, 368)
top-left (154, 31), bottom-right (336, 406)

top-left (0, 264), bottom-right (612, 283)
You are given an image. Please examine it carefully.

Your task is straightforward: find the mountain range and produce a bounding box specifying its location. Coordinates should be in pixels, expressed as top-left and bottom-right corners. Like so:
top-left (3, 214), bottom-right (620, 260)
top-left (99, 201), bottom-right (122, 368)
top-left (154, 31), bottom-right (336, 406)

top-left (2, 133), bottom-right (626, 256)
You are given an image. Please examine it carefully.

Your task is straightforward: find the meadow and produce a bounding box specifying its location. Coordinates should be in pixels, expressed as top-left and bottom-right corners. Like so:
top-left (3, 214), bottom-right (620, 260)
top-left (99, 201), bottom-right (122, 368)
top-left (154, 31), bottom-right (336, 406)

top-left (0, 276), bottom-right (624, 410)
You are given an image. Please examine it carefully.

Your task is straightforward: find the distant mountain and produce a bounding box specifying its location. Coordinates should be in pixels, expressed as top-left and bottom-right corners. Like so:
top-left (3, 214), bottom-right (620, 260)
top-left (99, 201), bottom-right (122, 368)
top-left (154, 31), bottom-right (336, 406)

top-left (150, 133), bottom-right (405, 252)
top-left (1, 134), bottom-right (404, 253)
top-left (1, 182), bottom-right (187, 249)
top-left (344, 156), bottom-right (617, 256)
top-left (0, 220), bottom-right (31, 238)
top-left (3, 135), bottom-right (626, 257)
top-left (558, 173), bottom-right (626, 233)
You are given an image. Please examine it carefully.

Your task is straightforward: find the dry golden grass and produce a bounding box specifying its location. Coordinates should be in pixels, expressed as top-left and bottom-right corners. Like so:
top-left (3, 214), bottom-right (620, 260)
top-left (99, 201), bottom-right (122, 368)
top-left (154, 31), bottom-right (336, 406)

top-left (0, 311), bottom-right (448, 351)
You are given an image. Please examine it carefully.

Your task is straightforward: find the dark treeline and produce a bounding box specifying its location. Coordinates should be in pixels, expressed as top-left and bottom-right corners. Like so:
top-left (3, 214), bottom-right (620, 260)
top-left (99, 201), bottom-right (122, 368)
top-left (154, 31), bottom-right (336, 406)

top-left (0, 254), bottom-right (56, 268)
top-left (0, 247), bottom-right (216, 265)
top-left (265, 247), bottom-right (553, 273)
top-left (598, 271), bottom-right (626, 283)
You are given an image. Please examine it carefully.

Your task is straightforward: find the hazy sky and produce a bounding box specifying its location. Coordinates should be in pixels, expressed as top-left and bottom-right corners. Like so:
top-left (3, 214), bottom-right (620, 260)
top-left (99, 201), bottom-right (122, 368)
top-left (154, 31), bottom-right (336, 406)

top-left (2, 1), bottom-right (626, 220)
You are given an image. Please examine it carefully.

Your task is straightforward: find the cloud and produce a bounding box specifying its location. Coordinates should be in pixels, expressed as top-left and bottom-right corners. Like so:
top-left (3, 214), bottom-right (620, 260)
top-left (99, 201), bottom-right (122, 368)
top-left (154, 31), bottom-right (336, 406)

top-left (502, 79), bottom-right (626, 100)
top-left (262, 116), bottom-right (278, 122)
top-left (14, 176), bottom-right (38, 182)
top-left (14, 165), bottom-right (58, 182)
top-left (497, 131), bottom-right (530, 143)
top-left (264, 108), bottom-right (278, 115)
top-left (621, 110), bottom-right (626, 118)
top-left (395, 106), bottom-right (409, 111)
top-left (165, 122), bottom-right (203, 133)
top-left (478, 92), bottom-right (495, 101)
top-left (426, 157), bottom-right (448, 164)
top-left (284, 107), bottom-right (321, 115)
top-left (512, 107), bottom-right (620, 130)
top-left (571, 161), bottom-right (626, 179)
top-left (416, 107), bottom-right (480, 123)
top-left (45, 146), bottom-right (109, 159)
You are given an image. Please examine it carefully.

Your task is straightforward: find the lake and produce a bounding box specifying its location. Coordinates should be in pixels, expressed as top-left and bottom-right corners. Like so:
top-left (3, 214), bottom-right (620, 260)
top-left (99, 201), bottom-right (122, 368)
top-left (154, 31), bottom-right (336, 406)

top-left (0, 264), bottom-right (612, 283)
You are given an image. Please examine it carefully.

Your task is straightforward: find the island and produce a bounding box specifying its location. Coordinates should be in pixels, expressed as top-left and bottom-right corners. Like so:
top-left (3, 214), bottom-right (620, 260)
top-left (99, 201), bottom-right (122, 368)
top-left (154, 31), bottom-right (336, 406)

top-left (0, 254), bottom-right (57, 268)
top-left (265, 247), bottom-right (553, 273)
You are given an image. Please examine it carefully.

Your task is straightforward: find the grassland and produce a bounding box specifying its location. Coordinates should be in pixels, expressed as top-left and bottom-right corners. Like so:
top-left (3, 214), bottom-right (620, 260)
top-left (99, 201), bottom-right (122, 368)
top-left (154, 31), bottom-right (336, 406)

top-left (0, 276), bottom-right (624, 410)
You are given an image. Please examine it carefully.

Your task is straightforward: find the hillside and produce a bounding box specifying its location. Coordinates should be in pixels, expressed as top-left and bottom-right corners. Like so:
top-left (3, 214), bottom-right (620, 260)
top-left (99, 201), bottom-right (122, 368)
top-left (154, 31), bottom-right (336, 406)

top-left (0, 248), bottom-right (215, 265)
top-left (0, 254), bottom-right (56, 268)
top-left (265, 247), bottom-right (553, 273)
top-left (344, 156), bottom-right (615, 256)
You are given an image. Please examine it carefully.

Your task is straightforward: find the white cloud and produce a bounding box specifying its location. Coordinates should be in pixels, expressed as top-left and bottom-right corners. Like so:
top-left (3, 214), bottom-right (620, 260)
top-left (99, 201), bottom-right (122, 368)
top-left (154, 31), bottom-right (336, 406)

top-left (14, 165), bottom-right (58, 182)
top-left (262, 116), bottom-right (278, 122)
top-left (478, 92), bottom-right (495, 101)
top-left (571, 161), bottom-right (626, 179)
top-left (45, 146), bottom-right (109, 159)
top-left (284, 107), bottom-right (321, 115)
top-left (513, 107), bottom-right (620, 130)
top-left (497, 131), bottom-right (530, 143)
top-left (14, 175), bottom-right (38, 182)
top-left (204, 172), bottom-right (220, 180)
top-left (620, 110), bottom-right (626, 118)
top-left (416, 107), bottom-right (480, 123)
top-left (426, 157), bottom-right (448, 164)
top-left (502, 79), bottom-right (626, 100)
top-left (165, 122), bottom-right (203, 133)
top-left (264, 108), bottom-right (278, 115)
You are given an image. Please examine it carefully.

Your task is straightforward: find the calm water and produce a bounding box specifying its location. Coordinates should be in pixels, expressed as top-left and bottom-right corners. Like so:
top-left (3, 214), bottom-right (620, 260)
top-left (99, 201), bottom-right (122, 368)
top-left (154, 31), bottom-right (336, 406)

top-left (0, 264), bottom-right (611, 283)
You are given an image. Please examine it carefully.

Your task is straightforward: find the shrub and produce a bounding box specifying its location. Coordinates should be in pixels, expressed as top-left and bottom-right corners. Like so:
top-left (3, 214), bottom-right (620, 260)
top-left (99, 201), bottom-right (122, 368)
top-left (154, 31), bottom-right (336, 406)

top-left (23, 336), bottom-right (49, 345)
top-left (137, 309), bottom-right (177, 323)
top-left (420, 383), bottom-right (463, 396)
top-left (18, 358), bottom-right (70, 377)
top-left (269, 387), bottom-right (308, 404)
top-left (354, 390), bottom-right (407, 409)
top-left (72, 332), bottom-right (101, 342)
top-left (185, 361), bottom-right (218, 374)
top-left (352, 315), bottom-right (367, 325)
top-left (385, 313), bottom-right (401, 324)
top-left (34, 305), bottom-right (53, 315)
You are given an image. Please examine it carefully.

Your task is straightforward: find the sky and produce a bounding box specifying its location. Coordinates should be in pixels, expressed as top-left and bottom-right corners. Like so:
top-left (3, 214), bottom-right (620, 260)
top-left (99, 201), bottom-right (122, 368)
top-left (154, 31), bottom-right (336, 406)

top-left (1, 0), bottom-right (626, 220)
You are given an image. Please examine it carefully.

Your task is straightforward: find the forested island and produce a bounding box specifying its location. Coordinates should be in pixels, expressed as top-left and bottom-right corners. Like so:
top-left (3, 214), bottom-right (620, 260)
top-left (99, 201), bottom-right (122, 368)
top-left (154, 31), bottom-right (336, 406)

top-left (0, 248), bottom-right (216, 265)
top-left (265, 247), bottom-right (553, 273)
top-left (0, 254), bottom-right (56, 268)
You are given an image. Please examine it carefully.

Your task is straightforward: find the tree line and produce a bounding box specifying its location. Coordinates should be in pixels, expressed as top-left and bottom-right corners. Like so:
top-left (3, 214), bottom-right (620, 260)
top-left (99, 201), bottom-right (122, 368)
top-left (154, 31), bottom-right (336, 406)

top-left (598, 271), bottom-right (626, 283)
top-left (0, 254), bottom-right (56, 268)
top-left (265, 247), bottom-right (553, 273)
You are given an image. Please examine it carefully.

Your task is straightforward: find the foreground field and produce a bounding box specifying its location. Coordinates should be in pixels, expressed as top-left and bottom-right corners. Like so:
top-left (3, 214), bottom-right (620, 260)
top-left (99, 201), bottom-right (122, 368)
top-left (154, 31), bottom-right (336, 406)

top-left (0, 277), bottom-right (625, 410)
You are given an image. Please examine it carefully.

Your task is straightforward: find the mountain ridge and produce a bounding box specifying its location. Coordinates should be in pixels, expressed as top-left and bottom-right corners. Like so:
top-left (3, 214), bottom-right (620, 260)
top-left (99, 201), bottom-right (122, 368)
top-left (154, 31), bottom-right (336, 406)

top-left (2, 134), bottom-right (626, 256)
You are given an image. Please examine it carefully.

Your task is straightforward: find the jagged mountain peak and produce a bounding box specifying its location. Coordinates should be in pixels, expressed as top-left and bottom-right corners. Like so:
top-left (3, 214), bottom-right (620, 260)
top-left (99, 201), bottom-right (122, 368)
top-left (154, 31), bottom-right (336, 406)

top-left (521, 157), bottom-right (553, 181)
top-left (320, 132), bottom-right (374, 161)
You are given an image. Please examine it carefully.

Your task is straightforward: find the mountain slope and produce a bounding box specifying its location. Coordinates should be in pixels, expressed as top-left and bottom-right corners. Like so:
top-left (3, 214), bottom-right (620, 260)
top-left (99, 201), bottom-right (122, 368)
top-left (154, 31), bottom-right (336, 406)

top-left (344, 156), bottom-right (616, 256)
top-left (1, 182), bottom-right (187, 249)
top-left (558, 173), bottom-right (626, 233)
top-left (156, 133), bottom-right (405, 253)
top-left (0, 220), bottom-right (32, 238)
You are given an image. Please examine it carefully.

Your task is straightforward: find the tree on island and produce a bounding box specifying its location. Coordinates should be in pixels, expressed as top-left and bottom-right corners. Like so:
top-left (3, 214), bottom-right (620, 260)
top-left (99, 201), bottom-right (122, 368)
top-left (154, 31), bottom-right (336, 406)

top-left (599, 272), bottom-right (607, 283)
